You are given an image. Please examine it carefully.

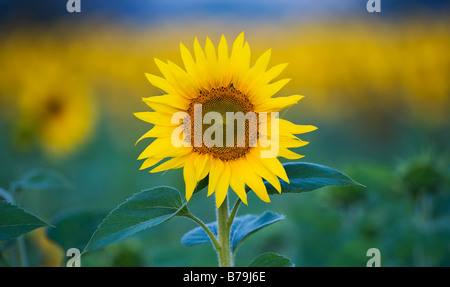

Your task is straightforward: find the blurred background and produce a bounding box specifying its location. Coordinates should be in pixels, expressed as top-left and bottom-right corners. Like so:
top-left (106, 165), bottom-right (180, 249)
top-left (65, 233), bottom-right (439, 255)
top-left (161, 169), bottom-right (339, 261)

top-left (0, 0), bottom-right (449, 266)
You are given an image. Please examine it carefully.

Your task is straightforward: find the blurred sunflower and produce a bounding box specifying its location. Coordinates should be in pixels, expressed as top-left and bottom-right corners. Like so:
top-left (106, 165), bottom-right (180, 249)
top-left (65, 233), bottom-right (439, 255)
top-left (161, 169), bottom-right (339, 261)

top-left (135, 32), bottom-right (316, 207)
top-left (15, 63), bottom-right (97, 158)
top-left (29, 228), bottom-right (63, 267)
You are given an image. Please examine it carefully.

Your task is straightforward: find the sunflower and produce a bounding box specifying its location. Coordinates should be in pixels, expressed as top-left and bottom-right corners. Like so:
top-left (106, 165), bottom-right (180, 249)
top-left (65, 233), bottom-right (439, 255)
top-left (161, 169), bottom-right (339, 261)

top-left (135, 32), bottom-right (316, 207)
top-left (16, 63), bottom-right (96, 158)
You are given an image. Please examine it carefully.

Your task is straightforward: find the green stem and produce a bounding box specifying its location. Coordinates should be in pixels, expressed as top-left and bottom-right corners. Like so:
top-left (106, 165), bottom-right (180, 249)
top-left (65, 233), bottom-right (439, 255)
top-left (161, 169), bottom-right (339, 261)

top-left (228, 198), bottom-right (242, 264)
top-left (16, 236), bottom-right (28, 267)
top-left (11, 185), bottom-right (28, 267)
top-left (228, 198), bottom-right (242, 227)
top-left (217, 196), bottom-right (231, 267)
top-left (185, 213), bottom-right (220, 252)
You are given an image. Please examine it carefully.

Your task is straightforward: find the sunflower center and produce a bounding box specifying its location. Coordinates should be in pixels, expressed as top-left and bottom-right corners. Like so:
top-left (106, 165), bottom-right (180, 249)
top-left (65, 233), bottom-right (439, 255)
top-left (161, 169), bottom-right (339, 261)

top-left (45, 96), bottom-right (64, 117)
top-left (186, 85), bottom-right (257, 161)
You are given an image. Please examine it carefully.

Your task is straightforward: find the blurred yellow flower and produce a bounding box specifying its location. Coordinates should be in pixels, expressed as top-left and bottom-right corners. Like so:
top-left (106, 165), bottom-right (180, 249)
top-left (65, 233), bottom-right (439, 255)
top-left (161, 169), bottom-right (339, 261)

top-left (29, 228), bottom-right (63, 267)
top-left (0, 30), bottom-right (98, 158)
top-left (135, 32), bottom-right (316, 207)
top-left (15, 63), bottom-right (97, 158)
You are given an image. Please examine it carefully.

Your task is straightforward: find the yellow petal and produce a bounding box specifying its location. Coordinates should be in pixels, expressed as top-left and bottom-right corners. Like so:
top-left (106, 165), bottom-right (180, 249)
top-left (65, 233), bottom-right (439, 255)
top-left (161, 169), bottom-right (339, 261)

top-left (183, 154), bottom-right (197, 202)
top-left (194, 37), bottom-right (207, 64)
top-left (248, 150), bottom-right (281, 193)
top-left (239, 49), bottom-right (273, 94)
top-left (217, 34), bottom-right (231, 86)
top-left (135, 126), bottom-right (174, 145)
top-left (145, 73), bottom-right (175, 95)
top-left (193, 37), bottom-right (212, 89)
top-left (259, 156), bottom-right (289, 183)
top-left (180, 42), bottom-right (199, 81)
top-left (279, 137), bottom-right (309, 148)
top-left (138, 138), bottom-right (191, 160)
top-left (142, 98), bottom-right (181, 115)
top-left (167, 60), bottom-right (199, 98)
top-left (139, 157), bottom-right (163, 170)
top-left (205, 37), bottom-right (218, 86)
top-left (230, 32), bottom-right (251, 85)
top-left (134, 112), bottom-right (174, 126)
top-left (142, 95), bottom-right (189, 110)
top-left (150, 155), bottom-right (189, 173)
top-left (207, 159), bottom-right (224, 197)
top-left (230, 31), bottom-right (245, 64)
top-left (228, 161), bottom-right (248, 205)
top-left (233, 41), bottom-right (251, 88)
top-left (215, 162), bottom-right (231, 208)
top-left (247, 49), bottom-right (272, 81)
top-left (251, 78), bottom-right (291, 103)
top-left (278, 148), bottom-right (305, 160)
top-left (279, 119), bottom-right (318, 135)
top-left (262, 63), bottom-right (289, 84)
top-left (256, 95), bottom-right (303, 112)
top-left (153, 58), bottom-right (173, 83)
top-left (194, 154), bottom-right (209, 179)
top-left (138, 137), bottom-right (171, 160)
top-left (235, 160), bottom-right (270, 203)
top-left (254, 49), bottom-right (272, 72)
top-left (154, 58), bottom-right (194, 99)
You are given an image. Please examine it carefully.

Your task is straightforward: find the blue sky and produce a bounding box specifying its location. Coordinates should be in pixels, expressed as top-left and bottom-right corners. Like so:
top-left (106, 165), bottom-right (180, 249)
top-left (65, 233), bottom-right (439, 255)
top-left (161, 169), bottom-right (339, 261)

top-left (0, 0), bottom-right (448, 26)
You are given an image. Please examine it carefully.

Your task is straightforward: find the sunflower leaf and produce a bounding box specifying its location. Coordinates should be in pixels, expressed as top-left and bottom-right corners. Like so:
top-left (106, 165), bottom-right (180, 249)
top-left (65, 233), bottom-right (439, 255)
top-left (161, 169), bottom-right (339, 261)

top-left (47, 208), bottom-right (108, 251)
top-left (11, 168), bottom-right (72, 192)
top-left (83, 186), bottom-right (188, 253)
top-left (181, 211), bottom-right (284, 252)
top-left (0, 201), bottom-right (49, 241)
top-left (248, 252), bottom-right (294, 267)
top-left (0, 187), bottom-right (13, 203)
top-left (247, 162), bottom-right (363, 195)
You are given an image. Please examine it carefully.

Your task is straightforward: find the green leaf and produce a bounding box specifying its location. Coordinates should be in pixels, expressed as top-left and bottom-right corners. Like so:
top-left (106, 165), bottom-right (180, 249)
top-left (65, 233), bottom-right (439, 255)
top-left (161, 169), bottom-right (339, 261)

top-left (248, 252), bottom-right (294, 267)
top-left (11, 168), bottom-right (72, 192)
top-left (0, 201), bottom-right (49, 241)
top-left (46, 208), bottom-right (108, 251)
top-left (83, 186), bottom-right (188, 253)
top-left (247, 162), bottom-right (363, 195)
top-left (0, 188), bottom-right (13, 203)
top-left (181, 211), bottom-right (284, 252)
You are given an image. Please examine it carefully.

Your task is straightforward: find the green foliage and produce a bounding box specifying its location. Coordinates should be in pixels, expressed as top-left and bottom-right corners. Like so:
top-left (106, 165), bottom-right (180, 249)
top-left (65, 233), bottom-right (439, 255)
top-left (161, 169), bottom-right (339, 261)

top-left (81, 161), bottom-right (363, 266)
top-left (47, 208), bottom-right (108, 251)
top-left (181, 211), bottom-right (285, 252)
top-left (10, 168), bottom-right (72, 193)
top-left (248, 162), bottom-right (363, 195)
top-left (83, 186), bottom-right (188, 253)
top-left (397, 153), bottom-right (447, 197)
top-left (0, 188), bottom-right (13, 203)
top-left (0, 201), bottom-right (49, 241)
top-left (248, 253), bottom-right (294, 267)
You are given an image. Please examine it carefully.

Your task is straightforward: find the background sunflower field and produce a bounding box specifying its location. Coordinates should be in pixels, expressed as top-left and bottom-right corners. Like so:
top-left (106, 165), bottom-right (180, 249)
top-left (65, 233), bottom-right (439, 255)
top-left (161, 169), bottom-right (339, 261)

top-left (0, 0), bottom-right (449, 267)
